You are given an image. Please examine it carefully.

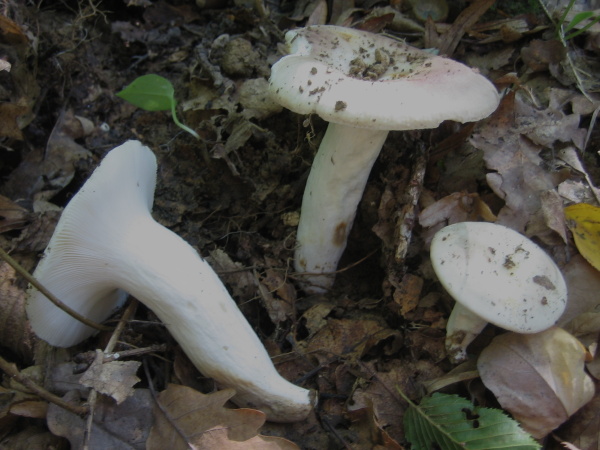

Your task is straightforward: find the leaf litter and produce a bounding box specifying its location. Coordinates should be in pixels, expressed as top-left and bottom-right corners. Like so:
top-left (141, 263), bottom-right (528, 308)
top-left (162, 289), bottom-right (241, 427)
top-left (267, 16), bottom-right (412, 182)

top-left (0, 0), bottom-right (599, 448)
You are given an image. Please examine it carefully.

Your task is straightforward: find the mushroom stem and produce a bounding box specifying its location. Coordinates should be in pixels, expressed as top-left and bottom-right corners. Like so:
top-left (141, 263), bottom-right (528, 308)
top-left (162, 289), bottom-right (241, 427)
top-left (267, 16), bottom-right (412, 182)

top-left (445, 302), bottom-right (488, 363)
top-left (27, 141), bottom-right (315, 422)
top-left (295, 123), bottom-right (389, 293)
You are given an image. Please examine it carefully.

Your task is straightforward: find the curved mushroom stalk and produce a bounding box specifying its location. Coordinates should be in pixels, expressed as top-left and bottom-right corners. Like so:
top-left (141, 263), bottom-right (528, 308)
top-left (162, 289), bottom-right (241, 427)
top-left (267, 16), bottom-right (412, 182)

top-left (269, 25), bottom-right (500, 293)
top-left (26, 141), bottom-right (315, 422)
top-left (444, 303), bottom-right (488, 364)
top-left (295, 124), bottom-right (389, 292)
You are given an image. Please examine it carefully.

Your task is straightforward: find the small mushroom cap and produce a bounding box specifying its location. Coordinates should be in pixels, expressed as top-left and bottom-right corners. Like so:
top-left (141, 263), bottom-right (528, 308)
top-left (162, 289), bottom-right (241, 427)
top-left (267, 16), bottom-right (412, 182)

top-left (269, 25), bottom-right (500, 131)
top-left (430, 222), bottom-right (567, 333)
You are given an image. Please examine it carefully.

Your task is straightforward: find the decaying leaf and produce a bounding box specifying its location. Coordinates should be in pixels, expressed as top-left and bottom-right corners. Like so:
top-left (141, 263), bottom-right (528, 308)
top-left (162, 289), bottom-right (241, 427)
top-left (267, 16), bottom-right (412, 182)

top-left (0, 261), bottom-right (34, 360)
top-left (0, 195), bottom-right (31, 233)
top-left (79, 354), bottom-right (141, 404)
top-left (303, 318), bottom-right (400, 363)
top-left (478, 327), bottom-right (595, 438)
top-left (147, 384), bottom-right (298, 449)
top-left (349, 359), bottom-right (445, 443)
top-left (559, 254), bottom-right (600, 325)
top-left (346, 403), bottom-right (403, 450)
top-left (47, 389), bottom-right (153, 449)
top-left (471, 90), bottom-right (589, 236)
top-left (553, 383), bottom-right (600, 450)
top-left (256, 264), bottom-right (296, 324)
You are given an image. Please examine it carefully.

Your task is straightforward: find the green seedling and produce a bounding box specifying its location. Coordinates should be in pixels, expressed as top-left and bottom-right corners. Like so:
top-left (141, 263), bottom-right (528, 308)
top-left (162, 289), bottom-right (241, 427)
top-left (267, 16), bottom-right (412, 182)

top-left (116, 74), bottom-right (199, 139)
top-left (557, 0), bottom-right (600, 41)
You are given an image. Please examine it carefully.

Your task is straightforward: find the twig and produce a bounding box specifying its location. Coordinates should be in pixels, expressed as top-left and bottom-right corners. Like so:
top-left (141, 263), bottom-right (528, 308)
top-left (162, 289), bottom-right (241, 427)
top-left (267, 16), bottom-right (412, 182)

top-left (0, 354), bottom-right (88, 416)
top-left (82, 299), bottom-right (139, 449)
top-left (0, 246), bottom-right (112, 332)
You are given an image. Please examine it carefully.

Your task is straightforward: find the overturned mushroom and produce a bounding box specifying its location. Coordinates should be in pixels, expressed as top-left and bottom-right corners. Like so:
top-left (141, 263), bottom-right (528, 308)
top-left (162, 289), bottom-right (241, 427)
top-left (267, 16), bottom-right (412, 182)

top-left (430, 222), bottom-right (568, 363)
top-left (26, 141), bottom-right (315, 422)
top-left (269, 25), bottom-right (500, 293)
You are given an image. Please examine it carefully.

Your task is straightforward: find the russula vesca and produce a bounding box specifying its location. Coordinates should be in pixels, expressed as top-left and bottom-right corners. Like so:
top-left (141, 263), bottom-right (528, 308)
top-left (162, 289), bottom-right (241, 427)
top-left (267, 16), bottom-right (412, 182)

top-left (269, 25), bottom-right (500, 293)
top-left (430, 222), bottom-right (568, 363)
top-left (26, 140), bottom-right (315, 422)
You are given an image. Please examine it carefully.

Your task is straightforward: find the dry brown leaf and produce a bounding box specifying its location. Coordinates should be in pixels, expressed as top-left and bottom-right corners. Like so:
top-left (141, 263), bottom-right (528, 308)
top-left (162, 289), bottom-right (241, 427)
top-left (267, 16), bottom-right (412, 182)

top-left (0, 261), bottom-right (34, 360)
top-left (559, 255), bottom-right (600, 325)
top-left (471, 91), bottom-right (587, 235)
top-left (208, 249), bottom-right (257, 298)
top-left (478, 327), bottom-right (595, 438)
top-left (350, 359), bottom-right (445, 444)
top-left (79, 354), bottom-right (141, 404)
top-left (552, 382), bottom-right (600, 450)
top-left (435, 0), bottom-right (496, 56)
top-left (0, 425), bottom-right (67, 449)
top-left (347, 404), bottom-right (404, 450)
top-left (0, 195), bottom-right (31, 233)
top-left (256, 265), bottom-right (296, 324)
top-left (47, 389), bottom-right (153, 449)
top-left (303, 318), bottom-right (400, 363)
top-left (301, 303), bottom-right (335, 339)
top-left (0, 102), bottom-right (28, 140)
top-left (419, 192), bottom-right (496, 230)
top-left (147, 384), bottom-right (298, 449)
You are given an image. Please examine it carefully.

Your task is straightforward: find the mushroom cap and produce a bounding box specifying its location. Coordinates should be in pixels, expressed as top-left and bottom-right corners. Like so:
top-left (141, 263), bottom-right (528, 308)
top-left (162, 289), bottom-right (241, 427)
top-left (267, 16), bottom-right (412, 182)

top-left (430, 222), bottom-right (567, 333)
top-left (269, 25), bottom-right (500, 131)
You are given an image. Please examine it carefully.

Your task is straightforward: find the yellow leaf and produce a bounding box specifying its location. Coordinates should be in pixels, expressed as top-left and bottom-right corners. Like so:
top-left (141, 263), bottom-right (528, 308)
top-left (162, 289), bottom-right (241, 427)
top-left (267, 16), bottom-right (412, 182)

top-left (564, 203), bottom-right (600, 271)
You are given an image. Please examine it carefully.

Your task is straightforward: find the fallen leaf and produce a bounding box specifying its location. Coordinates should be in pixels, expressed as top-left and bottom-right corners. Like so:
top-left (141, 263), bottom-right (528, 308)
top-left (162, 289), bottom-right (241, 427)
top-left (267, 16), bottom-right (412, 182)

top-left (0, 195), bottom-right (31, 233)
top-left (478, 327), bottom-right (595, 438)
top-left (350, 359), bottom-right (445, 444)
top-left (147, 384), bottom-right (298, 449)
top-left (79, 354), bottom-right (141, 404)
top-left (559, 254), bottom-right (600, 325)
top-left (47, 389), bottom-right (153, 449)
top-left (471, 91), bottom-right (587, 235)
top-left (0, 261), bottom-right (34, 360)
top-left (304, 318), bottom-right (400, 363)
top-left (564, 203), bottom-right (600, 271)
top-left (551, 382), bottom-right (600, 450)
top-left (347, 403), bottom-right (404, 450)
top-left (0, 102), bottom-right (28, 140)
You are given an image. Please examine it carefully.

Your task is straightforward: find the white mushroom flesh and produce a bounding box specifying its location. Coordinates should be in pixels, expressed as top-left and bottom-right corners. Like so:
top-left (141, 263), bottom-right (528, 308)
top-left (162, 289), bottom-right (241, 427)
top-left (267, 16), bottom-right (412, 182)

top-left (430, 221), bottom-right (568, 363)
top-left (26, 141), bottom-right (315, 422)
top-left (269, 25), bottom-right (500, 293)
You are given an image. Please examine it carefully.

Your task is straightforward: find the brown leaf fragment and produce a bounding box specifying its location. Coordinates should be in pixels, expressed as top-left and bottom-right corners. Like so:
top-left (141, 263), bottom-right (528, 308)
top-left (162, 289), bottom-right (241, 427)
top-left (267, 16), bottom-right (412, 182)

top-left (347, 404), bottom-right (404, 450)
top-left (350, 360), bottom-right (445, 443)
top-left (553, 382), bottom-right (600, 450)
top-left (478, 328), bottom-right (595, 438)
top-left (79, 354), bottom-right (141, 404)
top-left (147, 384), bottom-right (299, 449)
top-left (436, 0), bottom-right (496, 56)
top-left (304, 318), bottom-right (400, 363)
top-left (0, 261), bottom-right (34, 360)
top-left (47, 389), bottom-right (153, 449)
top-left (0, 15), bottom-right (29, 45)
top-left (0, 102), bottom-right (28, 140)
top-left (0, 195), bottom-right (31, 233)
top-left (256, 266), bottom-right (295, 324)
top-left (521, 39), bottom-right (566, 72)
top-left (392, 273), bottom-right (423, 316)
top-left (0, 425), bottom-right (67, 450)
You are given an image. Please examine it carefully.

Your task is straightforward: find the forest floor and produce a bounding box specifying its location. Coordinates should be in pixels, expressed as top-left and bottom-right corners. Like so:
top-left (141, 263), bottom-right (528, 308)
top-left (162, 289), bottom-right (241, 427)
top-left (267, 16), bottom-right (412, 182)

top-left (0, 0), bottom-right (599, 448)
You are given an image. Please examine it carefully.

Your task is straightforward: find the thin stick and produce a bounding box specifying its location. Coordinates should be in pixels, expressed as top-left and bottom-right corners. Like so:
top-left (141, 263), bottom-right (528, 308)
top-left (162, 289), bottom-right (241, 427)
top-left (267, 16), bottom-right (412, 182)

top-left (0, 246), bottom-right (112, 332)
top-left (0, 354), bottom-right (88, 416)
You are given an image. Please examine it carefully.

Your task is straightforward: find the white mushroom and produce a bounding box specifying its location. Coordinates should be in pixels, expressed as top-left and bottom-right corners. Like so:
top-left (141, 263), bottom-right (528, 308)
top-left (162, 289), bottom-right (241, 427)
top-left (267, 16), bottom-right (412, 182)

top-left (26, 140), bottom-right (315, 422)
top-left (269, 25), bottom-right (500, 293)
top-left (430, 222), bottom-right (568, 363)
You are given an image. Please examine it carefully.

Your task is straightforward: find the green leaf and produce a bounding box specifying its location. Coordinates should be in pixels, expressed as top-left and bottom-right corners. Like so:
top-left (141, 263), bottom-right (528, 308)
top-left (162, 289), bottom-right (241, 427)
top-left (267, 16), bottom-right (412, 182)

top-left (402, 392), bottom-right (541, 450)
top-left (116, 74), bottom-right (175, 111)
top-left (116, 74), bottom-right (199, 139)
